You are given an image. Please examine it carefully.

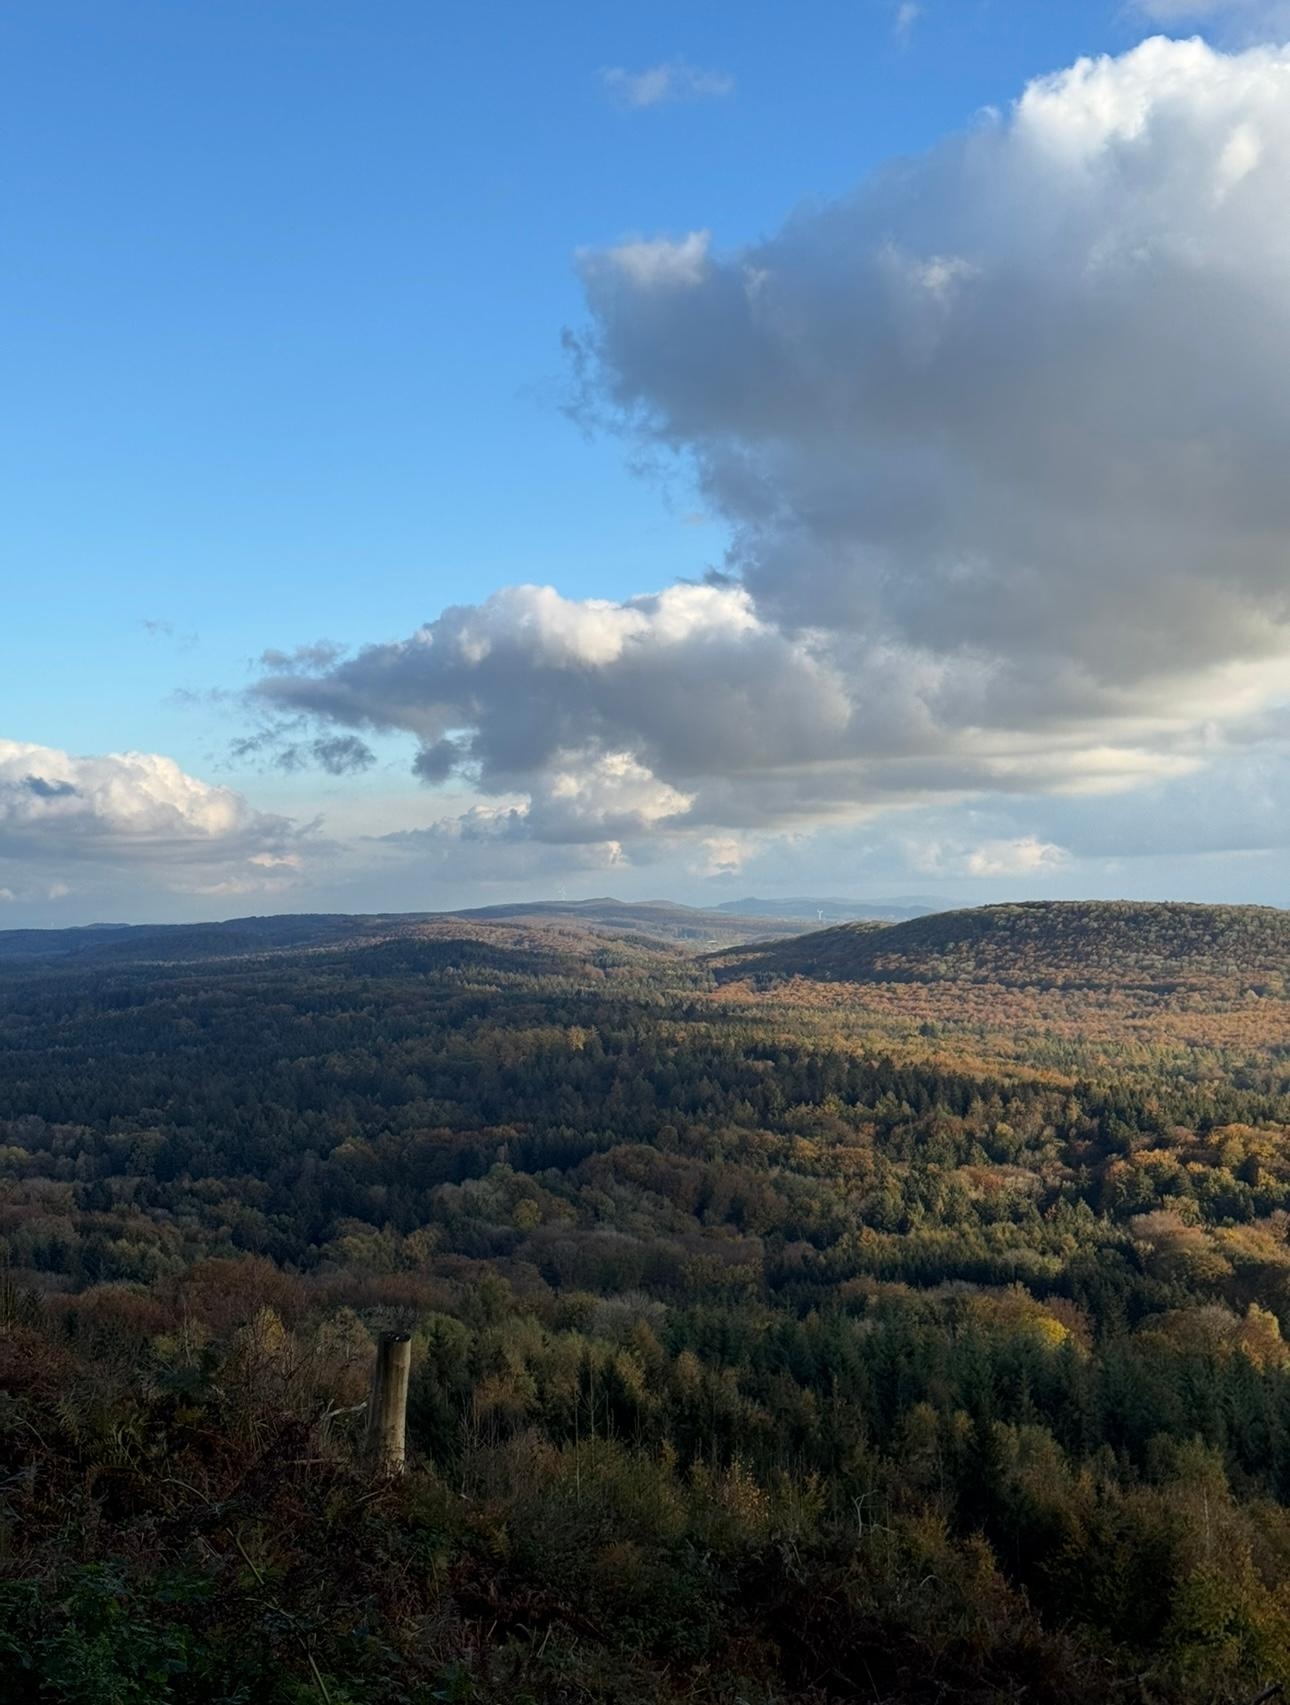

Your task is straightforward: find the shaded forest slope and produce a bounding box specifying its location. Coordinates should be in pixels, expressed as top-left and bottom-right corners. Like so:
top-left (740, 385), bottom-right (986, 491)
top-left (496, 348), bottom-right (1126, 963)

top-left (0, 897), bottom-right (808, 969)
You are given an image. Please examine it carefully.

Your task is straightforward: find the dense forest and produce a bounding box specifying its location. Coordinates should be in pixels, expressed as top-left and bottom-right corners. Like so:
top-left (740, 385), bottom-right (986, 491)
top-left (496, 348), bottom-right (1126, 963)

top-left (4, 901), bottom-right (1290, 1703)
top-left (717, 901), bottom-right (1290, 993)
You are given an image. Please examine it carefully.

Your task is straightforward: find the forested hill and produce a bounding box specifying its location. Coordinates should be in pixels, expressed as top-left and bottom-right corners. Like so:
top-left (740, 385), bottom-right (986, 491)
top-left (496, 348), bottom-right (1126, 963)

top-left (448, 895), bottom-right (808, 946)
top-left (713, 899), bottom-right (1290, 992)
top-left (0, 912), bottom-right (376, 967)
top-left (0, 896), bottom-right (808, 968)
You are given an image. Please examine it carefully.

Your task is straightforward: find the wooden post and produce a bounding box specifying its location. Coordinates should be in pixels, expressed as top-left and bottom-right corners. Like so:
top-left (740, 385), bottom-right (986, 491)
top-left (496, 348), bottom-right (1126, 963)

top-left (365, 1331), bottom-right (412, 1474)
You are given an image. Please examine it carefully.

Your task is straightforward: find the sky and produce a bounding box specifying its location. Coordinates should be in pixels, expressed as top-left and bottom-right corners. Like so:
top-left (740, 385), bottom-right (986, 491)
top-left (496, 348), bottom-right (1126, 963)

top-left (3, 0), bottom-right (1290, 924)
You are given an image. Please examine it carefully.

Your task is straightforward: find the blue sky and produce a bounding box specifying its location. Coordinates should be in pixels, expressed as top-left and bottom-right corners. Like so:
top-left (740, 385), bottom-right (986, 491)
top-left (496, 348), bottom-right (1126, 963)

top-left (4, 0), bottom-right (1290, 922)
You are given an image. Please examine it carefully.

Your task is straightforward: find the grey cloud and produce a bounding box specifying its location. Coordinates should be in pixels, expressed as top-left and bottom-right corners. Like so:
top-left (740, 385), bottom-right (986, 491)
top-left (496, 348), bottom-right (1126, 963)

top-left (258, 640), bottom-right (347, 674)
top-left (876, 739), bottom-right (1290, 881)
top-left (1031, 752), bottom-right (1290, 862)
top-left (578, 41), bottom-right (1290, 705)
top-left (378, 809), bottom-right (633, 886)
top-left (739, 746), bottom-right (1290, 903)
top-left (251, 38), bottom-right (1290, 870)
top-left (412, 739), bottom-right (465, 784)
top-left (309, 736), bottom-right (377, 776)
top-left (260, 582), bottom-right (851, 786)
top-left (230, 721), bottom-right (374, 777)
top-left (229, 724), bottom-right (301, 765)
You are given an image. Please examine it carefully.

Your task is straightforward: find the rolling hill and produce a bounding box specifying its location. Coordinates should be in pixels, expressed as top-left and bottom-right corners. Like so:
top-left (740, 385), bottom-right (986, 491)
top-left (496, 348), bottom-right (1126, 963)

top-left (0, 912), bottom-right (376, 967)
top-left (449, 896), bottom-right (810, 946)
top-left (0, 897), bottom-right (809, 971)
top-left (712, 899), bottom-right (1290, 993)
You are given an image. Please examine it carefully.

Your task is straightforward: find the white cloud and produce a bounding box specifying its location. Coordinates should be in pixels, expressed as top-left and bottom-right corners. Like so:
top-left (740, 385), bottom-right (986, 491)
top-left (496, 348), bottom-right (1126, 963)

top-left (596, 231), bottom-right (711, 290)
top-left (0, 737), bottom-right (292, 857)
top-left (534, 751), bottom-right (694, 840)
top-left (600, 60), bottom-right (734, 110)
top-left (0, 737), bottom-right (315, 916)
top-left (0, 743), bottom-right (270, 852)
top-left (693, 835), bottom-right (750, 878)
top-left (964, 837), bottom-right (1070, 878)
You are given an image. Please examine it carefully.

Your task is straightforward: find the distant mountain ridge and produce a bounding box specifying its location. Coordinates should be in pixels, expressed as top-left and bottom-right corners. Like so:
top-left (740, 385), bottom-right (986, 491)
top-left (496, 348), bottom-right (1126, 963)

top-left (449, 896), bottom-right (807, 944)
top-left (712, 900), bottom-right (1290, 992)
top-left (714, 895), bottom-right (941, 922)
top-left (0, 897), bottom-right (810, 968)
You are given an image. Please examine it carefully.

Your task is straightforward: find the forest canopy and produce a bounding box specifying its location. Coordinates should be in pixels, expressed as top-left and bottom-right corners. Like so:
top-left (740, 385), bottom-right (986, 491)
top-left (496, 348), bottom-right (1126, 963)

top-left (3, 901), bottom-right (1290, 1704)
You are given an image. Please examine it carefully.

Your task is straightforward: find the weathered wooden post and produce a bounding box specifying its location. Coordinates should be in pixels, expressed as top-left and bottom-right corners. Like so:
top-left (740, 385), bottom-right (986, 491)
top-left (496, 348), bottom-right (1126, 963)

top-left (365, 1331), bottom-right (412, 1474)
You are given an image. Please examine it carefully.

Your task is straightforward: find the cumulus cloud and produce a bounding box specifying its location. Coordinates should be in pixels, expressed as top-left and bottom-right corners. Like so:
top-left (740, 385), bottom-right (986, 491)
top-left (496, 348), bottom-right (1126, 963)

top-left (0, 737), bottom-right (313, 911)
top-left (965, 837), bottom-right (1069, 879)
top-left (694, 835), bottom-right (752, 878)
top-left (600, 60), bottom-right (734, 109)
top-left (581, 37), bottom-right (1290, 690)
top-left (252, 37), bottom-right (1290, 882)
